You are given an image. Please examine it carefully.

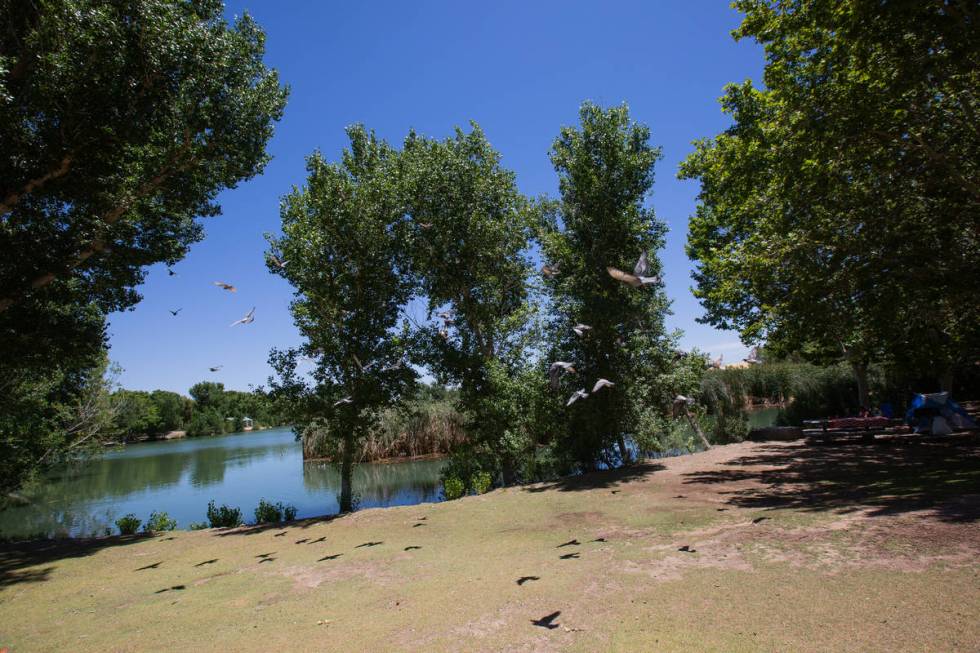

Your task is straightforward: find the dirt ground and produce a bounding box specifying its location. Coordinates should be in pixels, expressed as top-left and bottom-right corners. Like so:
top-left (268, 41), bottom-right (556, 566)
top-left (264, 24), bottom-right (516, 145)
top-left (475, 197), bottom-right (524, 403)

top-left (2, 438), bottom-right (978, 652)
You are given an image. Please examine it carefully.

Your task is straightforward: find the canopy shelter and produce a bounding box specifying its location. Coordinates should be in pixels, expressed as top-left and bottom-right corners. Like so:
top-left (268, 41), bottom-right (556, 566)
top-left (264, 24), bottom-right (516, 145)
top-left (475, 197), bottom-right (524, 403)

top-left (905, 392), bottom-right (977, 435)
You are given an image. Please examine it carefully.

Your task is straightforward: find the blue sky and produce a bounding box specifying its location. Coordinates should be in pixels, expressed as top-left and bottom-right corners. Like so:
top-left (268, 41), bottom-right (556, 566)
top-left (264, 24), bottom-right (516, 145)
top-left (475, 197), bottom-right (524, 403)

top-left (107, 1), bottom-right (764, 394)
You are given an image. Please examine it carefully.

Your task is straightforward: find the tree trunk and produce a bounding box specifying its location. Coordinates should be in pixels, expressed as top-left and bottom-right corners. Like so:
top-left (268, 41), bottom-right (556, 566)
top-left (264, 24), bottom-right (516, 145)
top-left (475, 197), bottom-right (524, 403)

top-left (338, 434), bottom-right (355, 513)
top-left (939, 367), bottom-right (954, 394)
top-left (683, 407), bottom-right (712, 450)
top-left (850, 360), bottom-right (870, 410)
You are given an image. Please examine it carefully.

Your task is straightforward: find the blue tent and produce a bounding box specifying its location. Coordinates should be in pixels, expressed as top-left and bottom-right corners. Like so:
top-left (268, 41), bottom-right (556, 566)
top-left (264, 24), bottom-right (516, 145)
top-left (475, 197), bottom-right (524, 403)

top-left (905, 392), bottom-right (977, 434)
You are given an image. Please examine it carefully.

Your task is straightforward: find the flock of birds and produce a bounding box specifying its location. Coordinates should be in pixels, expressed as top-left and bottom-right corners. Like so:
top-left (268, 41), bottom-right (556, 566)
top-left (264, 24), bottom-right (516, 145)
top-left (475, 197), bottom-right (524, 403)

top-left (545, 250), bottom-right (661, 408)
top-left (165, 264), bottom-right (270, 374)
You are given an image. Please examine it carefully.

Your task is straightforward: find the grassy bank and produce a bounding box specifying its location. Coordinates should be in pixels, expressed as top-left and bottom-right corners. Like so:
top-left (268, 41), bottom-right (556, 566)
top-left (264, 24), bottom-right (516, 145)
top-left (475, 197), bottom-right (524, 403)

top-left (2, 439), bottom-right (978, 652)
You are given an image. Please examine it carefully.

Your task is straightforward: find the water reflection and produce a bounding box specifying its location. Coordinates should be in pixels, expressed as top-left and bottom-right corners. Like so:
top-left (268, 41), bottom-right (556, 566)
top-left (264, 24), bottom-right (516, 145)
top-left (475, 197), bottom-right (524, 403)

top-left (0, 428), bottom-right (444, 539)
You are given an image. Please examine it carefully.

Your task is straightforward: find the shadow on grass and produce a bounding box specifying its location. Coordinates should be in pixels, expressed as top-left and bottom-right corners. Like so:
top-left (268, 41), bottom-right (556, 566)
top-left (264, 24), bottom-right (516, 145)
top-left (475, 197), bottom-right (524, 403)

top-left (682, 438), bottom-right (980, 522)
top-left (214, 514), bottom-right (344, 538)
top-left (524, 461), bottom-right (664, 493)
top-left (1, 533), bottom-right (153, 590)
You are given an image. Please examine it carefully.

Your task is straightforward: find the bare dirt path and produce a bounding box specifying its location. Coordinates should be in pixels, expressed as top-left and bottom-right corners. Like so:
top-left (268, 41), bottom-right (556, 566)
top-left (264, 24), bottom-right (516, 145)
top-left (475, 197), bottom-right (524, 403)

top-left (2, 439), bottom-right (978, 652)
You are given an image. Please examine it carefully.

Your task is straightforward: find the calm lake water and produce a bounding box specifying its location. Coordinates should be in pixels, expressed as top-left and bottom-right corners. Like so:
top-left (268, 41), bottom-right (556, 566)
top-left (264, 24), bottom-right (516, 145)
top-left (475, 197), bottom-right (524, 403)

top-left (0, 427), bottom-right (445, 539)
top-left (0, 408), bottom-right (782, 540)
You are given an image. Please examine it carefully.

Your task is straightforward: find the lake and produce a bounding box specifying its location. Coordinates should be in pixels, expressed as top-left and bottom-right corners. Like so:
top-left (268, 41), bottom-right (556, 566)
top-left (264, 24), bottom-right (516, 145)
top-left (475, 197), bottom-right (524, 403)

top-left (0, 408), bottom-right (782, 540)
top-left (0, 427), bottom-right (445, 539)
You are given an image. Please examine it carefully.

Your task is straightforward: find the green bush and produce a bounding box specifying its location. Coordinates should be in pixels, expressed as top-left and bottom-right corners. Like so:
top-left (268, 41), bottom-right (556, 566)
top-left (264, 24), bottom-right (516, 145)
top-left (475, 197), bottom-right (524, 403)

top-left (187, 521), bottom-right (209, 530)
top-left (253, 499), bottom-right (298, 524)
top-left (442, 476), bottom-right (465, 501)
top-left (470, 471), bottom-right (493, 495)
top-left (143, 511), bottom-right (177, 533)
top-left (115, 514), bottom-right (141, 535)
top-left (206, 500), bottom-right (243, 528)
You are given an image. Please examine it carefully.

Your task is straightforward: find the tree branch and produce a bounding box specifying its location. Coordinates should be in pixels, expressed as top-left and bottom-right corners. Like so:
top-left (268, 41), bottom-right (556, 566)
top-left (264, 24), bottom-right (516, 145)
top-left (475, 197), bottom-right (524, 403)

top-left (0, 154), bottom-right (73, 217)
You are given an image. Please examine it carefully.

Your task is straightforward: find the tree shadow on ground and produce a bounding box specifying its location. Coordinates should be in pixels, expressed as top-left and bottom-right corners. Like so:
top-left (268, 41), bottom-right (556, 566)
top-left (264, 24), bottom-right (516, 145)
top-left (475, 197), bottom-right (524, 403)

top-left (682, 438), bottom-right (980, 523)
top-left (524, 462), bottom-right (664, 493)
top-left (214, 514), bottom-right (344, 538)
top-left (0, 533), bottom-right (153, 590)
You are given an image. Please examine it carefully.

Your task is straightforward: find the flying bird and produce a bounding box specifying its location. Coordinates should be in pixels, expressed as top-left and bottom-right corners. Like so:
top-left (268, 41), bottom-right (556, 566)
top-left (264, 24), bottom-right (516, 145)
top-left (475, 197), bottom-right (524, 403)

top-left (634, 250), bottom-right (650, 277)
top-left (541, 263), bottom-right (560, 278)
top-left (213, 281), bottom-right (236, 292)
top-left (548, 361), bottom-right (576, 390)
top-left (591, 378), bottom-right (615, 393)
top-left (209, 365), bottom-right (222, 372)
top-left (333, 397), bottom-right (353, 407)
top-left (711, 354), bottom-right (723, 369)
top-left (572, 323), bottom-right (592, 337)
top-left (269, 254), bottom-right (288, 269)
top-left (169, 308), bottom-right (182, 316)
top-left (167, 268), bottom-right (177, 277)
top-left (566, 389), bottom-right (589, 406)
top-left (230, 307), bottom-right (255, 327)
top-left (606, 266), bottom-right (660, 288)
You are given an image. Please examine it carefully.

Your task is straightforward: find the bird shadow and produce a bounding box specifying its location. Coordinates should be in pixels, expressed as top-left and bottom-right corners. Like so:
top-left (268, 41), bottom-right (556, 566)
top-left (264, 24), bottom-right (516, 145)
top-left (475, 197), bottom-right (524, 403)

top-left (318, 554), bottom-right (343, 561)
top-left (355, 541), bottom-right (383, 548)
top-left (556, 539), bottom-right (580, 548)
top-left (194, 559), bottom-right (218, 567)
top-left (413, 523), bottom-right (427, 528)
top-left (559, 552), bottom-right (580, 560)
top-left (308, 537), bottom-right (327, 544)
top-left (255, 552), bottom-right (274, 559)
top-left (135, 562), bottom-right (162, 571)
top-left (154, 584), bottom-right (186, 594)
top-left (295, 539), bottom-right (308, 544)
top-left (531, 611), bottom-right (561, 629)
top-left (258, 558), bottom-right (275, 564)
top-left (524, 462), bottom-right (664, 493)
top-left (516, 576), bottom-right (540, 586)
top-left (404, 546), bottom-right (422, 551)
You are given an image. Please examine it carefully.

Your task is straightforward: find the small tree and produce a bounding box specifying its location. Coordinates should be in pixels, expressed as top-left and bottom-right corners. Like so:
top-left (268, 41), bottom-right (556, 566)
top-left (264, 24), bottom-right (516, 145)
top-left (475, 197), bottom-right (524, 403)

top-left (268, 126), bottom-right (415, 513)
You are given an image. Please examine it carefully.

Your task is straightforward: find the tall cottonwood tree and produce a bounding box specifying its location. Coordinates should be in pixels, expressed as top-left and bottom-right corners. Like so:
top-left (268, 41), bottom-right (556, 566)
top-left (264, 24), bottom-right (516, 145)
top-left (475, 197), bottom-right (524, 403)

top-left (268, 127), bottom-right (415, 513)
top-left (400, 125), bottom-right (542, 484)
top-left (682, 0), bottom-right (980, 400)
top-left (539, 103), bottom-right (673, 470)
top-left (0, 0), bottom-right (286, 493)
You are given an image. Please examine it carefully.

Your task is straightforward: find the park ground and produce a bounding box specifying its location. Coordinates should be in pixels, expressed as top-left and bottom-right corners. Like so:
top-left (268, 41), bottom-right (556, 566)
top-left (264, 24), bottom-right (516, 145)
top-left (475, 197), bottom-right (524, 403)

top-left (1, 437), bottom-right (978, 652)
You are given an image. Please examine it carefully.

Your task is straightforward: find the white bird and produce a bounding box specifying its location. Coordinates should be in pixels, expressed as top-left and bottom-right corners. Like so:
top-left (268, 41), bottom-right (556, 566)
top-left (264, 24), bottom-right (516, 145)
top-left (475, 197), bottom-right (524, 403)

top-left (591, 378), bottom-right (615, 393)
top-left (572, 324), bottom-right (592, 337)
top-left (333, 396), bottom-right (353, 407)
top-left (566, 389), bottom-right (589, 406)
top-left (213, 281), bottom-right (237, 292)
top-left (230, 307), bottom-right (256, 327)
top-left (674, 394), bottom-right (694, 405)
top-left (711, 354), bottom-right (723, 369)
top-left (745, 347), bottom-right (761, 364)
top-left (548, 361), bottom-right (576, 390)
top-left (633, 250), bottom-right (650, 277)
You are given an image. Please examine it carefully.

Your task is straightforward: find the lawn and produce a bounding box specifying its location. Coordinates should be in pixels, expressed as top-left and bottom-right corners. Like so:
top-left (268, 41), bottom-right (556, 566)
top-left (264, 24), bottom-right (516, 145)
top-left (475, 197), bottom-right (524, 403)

top-left (2, 439), bottom-right (978, 652)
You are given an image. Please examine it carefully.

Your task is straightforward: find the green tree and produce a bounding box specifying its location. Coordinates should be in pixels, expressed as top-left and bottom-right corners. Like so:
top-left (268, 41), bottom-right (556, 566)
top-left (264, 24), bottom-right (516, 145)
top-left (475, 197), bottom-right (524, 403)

top-left (400, 124), bottom-right (541, 484)
top-left (539, 103), bottom-right (674, 470)
top-left (188, 382), bottom-right (226, 412)
top-left (112, 390), bottom-right (162, 436)
top-left (682, 0), bottom-right (980, 401)
top-left (0, 0), bottom-right (286, 493)
top-left (268, 126), bottom-right (416, 513)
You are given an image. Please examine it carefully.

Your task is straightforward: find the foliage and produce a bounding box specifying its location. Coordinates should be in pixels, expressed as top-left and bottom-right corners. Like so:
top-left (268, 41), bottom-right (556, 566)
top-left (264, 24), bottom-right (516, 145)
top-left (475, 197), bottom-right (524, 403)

top-left (253, 499), bottom-right (297, 524)
top-left (115, 514), bottom-right (141, 536)
top-left (363, 385), bottom-right (467, 461)
top-left (538, 102), bottom-right (675, 470)
top-left (0, 0), bottom-right (286, 495)
top-left (187, 522), bottom-right (208, 531)
top-left (206, 500), bottom-right (243, 528)
top-left (681, 0), bottom-right (980, 401)
top-left (470, 471), bottom-right (493, 495)
top-left (143, 511), bottom-right (177, 533)
top-left (1, 354), bottom-right (121, 499)
top-left (442, 476), bottom-right (465, 501)
top-left (268, 125), bottom-right (417, 513)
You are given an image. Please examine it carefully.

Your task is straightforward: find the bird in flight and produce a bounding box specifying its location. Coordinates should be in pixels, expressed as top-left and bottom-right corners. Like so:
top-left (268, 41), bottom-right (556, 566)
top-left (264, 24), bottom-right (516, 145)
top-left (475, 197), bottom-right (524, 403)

top-left (169, 308), bottom-right (182, 316)
top-left (591, 378), bottom-right (615, 393)
top-left (230, 307), bottom-right (255, 327)
top-left (566, 389), bottom-right (589, 406)
top-left (541, 263), bottom-right (560, 278)
top-left (269, 254), bottom-right (288, 269)
top-left (209, 365), bottom-right (223, 372)
top-left (333, 396), bottom-right (353, 407)
top-left (607, 266), bottom-right (660, 289)
top-left (548, 361), bottom-right (576, 390)
top-left (572, 323), bottom-right (592, 337)
top-left (213, 281), bottom-right (236, 292)
top-left (167, 268), bottom-right (177, 277)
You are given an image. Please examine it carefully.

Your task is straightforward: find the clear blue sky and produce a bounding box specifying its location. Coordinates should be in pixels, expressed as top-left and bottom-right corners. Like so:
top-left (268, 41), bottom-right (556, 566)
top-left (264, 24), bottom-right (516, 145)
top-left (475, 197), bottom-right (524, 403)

top-left (107, 0), bottom-right (764, 394)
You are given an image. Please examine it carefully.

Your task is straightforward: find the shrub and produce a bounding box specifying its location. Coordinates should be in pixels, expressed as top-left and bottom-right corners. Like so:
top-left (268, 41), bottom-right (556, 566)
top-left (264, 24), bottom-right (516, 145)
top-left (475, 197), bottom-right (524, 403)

top-left (254, 499), bottom-right (298, 524)
top-left (115, 514), bottom-right (141, 535)
top-left (442, 476), bottom-right (465, 500)
top-left (143, 511), bottom-right (177, 533)
top-left (206, 500), bottom-right (243, 528)
top-left (470, 471), bottom-right (493, 495)
top-left (188, 521), bottom-right (209, 530)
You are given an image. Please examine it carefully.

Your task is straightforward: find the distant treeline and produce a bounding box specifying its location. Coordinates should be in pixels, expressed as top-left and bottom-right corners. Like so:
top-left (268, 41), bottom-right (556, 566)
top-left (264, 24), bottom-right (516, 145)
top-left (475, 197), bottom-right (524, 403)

top-left (112, 382), bottom-right (282, 440)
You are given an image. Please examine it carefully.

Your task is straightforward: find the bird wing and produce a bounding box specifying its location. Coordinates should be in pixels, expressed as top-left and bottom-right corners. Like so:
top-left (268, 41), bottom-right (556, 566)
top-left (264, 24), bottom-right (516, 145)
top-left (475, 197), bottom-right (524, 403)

top-left (633, 250), bottom-right (649, 277)
top-left (246, 307), bottom-right (256, 319)
top-left (592, 379), bottom-right (615, 393)
top-left (607, 267), bottom-right (641, 288)
top-left (637, 275), bottom-right (660, 286)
